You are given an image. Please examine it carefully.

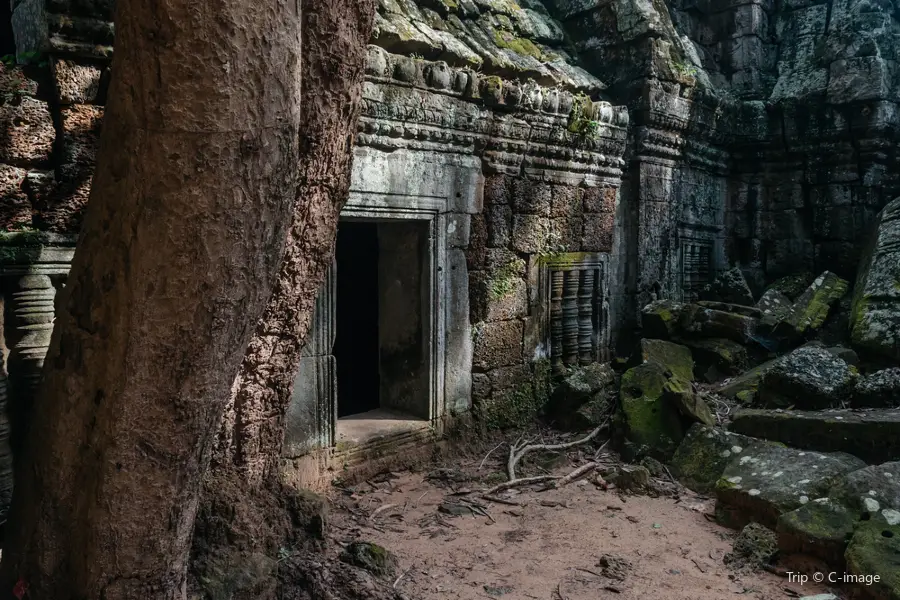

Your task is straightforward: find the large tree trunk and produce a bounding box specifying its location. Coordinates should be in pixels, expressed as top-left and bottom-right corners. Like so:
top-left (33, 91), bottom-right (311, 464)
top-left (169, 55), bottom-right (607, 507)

top-left (217, 0), bottom-right (376, 480)
top-left (0, 0), bottom-right (303, 597)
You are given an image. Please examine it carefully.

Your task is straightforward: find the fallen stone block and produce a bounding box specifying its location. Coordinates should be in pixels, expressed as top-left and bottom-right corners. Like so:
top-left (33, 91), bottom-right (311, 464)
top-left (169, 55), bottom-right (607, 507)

top-left (728, 408), bottom-right (900, 465)
top-left (699, 266), bottom-right (755, 307)
top-left (617, 362), bottom-right (684, 460)
top-left (777, 462), bottom-right (900, 567)
top-left (641, 299), bottom-right (686, 340)
top-left (853, 368), bottom-right (900, 408)
top-left (670, 423), bottom-right (763, 494)
top-left (772, 271), bottom-right (849, 345)
top-left (757, 288), bottom-right (792, 321)
top-left (715, 444), bottom-right (865, 529)
top-left (758, 345), bottom-right (857, 409)
top-left (716, 358), bottom-right (779, 404)
top-left (638, 338), bottom-right (694, 382)
top-left (681, 337), bottom-right (751, 382)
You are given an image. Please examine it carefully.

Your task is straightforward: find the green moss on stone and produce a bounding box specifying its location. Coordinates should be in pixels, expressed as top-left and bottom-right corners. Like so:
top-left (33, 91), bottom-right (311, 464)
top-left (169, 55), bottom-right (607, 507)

top-left (477, 382), bottom-right (540, 430)
top-left (492, 29), bottom-right (546, 60)
top-left (619, 363), bottom-right (684, 459)
top-left (845, 517), bottom-right (900, 600)
top-left (640, 338), bottom-right (694, 382)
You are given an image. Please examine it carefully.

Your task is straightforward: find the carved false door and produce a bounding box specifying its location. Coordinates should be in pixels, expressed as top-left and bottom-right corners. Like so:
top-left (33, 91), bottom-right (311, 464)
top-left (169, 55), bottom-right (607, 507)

top-left (283, 261), bottom-right (336, 457)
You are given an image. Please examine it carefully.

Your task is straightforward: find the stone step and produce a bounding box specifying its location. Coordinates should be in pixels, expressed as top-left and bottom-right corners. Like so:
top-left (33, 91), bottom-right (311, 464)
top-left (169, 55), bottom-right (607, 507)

top-left (728, 408), bottom-right (900, 465)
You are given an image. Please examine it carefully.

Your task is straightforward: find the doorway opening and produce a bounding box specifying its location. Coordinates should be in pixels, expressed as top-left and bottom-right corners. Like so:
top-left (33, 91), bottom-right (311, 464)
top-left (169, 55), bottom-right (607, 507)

top-left (334, 221), bottom-right (380, 418)
top-left (333, 219), bottom-right (432, 443)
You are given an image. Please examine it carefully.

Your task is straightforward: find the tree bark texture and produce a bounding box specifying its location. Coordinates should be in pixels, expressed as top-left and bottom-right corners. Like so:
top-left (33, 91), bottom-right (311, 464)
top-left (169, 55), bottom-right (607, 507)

top-left (0, 0), bottom-right (302, 598)
top-left (218, 0), bottom-right (376, 481)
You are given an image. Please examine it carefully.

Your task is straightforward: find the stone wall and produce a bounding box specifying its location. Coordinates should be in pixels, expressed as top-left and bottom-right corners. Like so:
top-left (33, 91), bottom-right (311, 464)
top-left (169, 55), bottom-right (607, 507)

top-left (3, 0), bottom-right (898, 442)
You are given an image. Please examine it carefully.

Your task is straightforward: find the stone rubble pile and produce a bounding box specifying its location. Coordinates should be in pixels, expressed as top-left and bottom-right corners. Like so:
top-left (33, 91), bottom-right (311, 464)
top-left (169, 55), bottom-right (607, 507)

top-left (547, 197), bottom-right (900, 599)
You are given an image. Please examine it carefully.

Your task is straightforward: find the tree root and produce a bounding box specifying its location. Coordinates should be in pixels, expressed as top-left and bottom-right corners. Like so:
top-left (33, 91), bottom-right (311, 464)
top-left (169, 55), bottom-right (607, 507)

top-left (479, 421), bottom-right (610, 500)
top-left (507, 420), bottom-right (609, 480)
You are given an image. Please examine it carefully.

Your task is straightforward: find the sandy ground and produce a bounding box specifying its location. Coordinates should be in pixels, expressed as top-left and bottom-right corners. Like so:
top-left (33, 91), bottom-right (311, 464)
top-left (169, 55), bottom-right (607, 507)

top-left (329, 441), bottom-right (841, 600)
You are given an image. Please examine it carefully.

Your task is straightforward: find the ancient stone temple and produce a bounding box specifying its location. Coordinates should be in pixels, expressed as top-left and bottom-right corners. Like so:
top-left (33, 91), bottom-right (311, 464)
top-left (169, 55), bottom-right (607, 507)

top-left (2, 0), bottom-right (899, 484)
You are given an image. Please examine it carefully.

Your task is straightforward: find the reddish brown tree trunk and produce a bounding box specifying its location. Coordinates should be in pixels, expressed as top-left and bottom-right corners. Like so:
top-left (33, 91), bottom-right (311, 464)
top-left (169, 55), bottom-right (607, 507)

top-left (0, 0), bottom-right (303, 597)
top-left (218, 0), bottom-right (376, 480)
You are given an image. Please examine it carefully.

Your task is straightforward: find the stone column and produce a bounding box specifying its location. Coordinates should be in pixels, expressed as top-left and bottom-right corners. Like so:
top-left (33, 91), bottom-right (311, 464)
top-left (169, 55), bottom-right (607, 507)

top-left (0, 232), bottom-right (76, 464)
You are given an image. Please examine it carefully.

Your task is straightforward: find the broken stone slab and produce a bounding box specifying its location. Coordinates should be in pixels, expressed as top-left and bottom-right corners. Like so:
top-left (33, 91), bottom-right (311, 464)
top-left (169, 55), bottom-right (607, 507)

top-left (777, 496), bottom-right (858, 567)
top-left (771, 271), bottom-right (849, 346)
top-left (757, 288), bottom-right (792, 321)
top-left (716, 357), bottom-right (778, 404)
top-left (670, 424), bottom-right (762, 494)
top-left (699, 266), bottom-right (755, 307)
top-left (681, 305), bottom-right (760, 346)
top-left (547, 362), bottom-right (617, 430)
top-left (663, 378), bottom-right (715, 427)
top-left (757, 345), bottom-right (857, 409)
top-left (767, 272), bottom-right (816, 300)
top-left (853, 368), bottom-right (900, 408)
top-left (851, 197), bottom-right (900, 364)
top-left (715, 443), bottom-right (866, 529)
top-left (681, 337), bottom-right (751, 382)
top-left (641, 299), bottom-right (685, 340)
top-left (777, 462), bottom-right (900, 567)
top-left (696, 301), bottom-right (762, 318)
top-left (638, 338), bottom-right (694, 382)
top-left (617, 362), bottom-right (684, 461)
top-left (728, 408), bottom-right (900, 465)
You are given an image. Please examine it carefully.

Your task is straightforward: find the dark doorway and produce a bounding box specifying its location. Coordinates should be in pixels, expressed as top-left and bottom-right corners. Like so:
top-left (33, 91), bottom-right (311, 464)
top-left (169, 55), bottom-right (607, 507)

top-left (334, 221), bottom-right (380, 418)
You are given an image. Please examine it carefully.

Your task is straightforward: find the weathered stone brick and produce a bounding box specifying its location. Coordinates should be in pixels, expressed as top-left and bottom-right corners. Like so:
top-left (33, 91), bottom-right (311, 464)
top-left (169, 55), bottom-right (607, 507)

top-left (473, 320), bottom-right (524, 370)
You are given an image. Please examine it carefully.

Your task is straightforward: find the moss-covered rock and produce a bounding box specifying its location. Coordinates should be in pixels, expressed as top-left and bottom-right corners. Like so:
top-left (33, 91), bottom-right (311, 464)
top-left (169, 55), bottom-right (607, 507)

top-left (639, 338), bottom-right (694, 382)
top-left (772, 271), bottom-right (849, 345)
top-left (850, 197), bottom-right (900, 364)
top-left (664, 377), bottom-right (715, 426)
top-left (716, 358), bottom-right (778, 402)
top-left (670, 424), bottom-right (761, 494)
top-left (758, 345), bottom-right (857, 409)
top-left (339, 542), bottom-right (399, 578)
top-left (777, 497), bottom-right (857, 566)
top-left (681, 337), bottom-right (750, 382)
top-left (641, 299), bottom-right (686, 340)
top-left (728, 408), bottom-right (900, 465)
top-left (715, 444), bottom-right (865, 530)
top-left (845, 513), bottom-right (900, 600)
top-left (618, 362), bottom-right (684, 460)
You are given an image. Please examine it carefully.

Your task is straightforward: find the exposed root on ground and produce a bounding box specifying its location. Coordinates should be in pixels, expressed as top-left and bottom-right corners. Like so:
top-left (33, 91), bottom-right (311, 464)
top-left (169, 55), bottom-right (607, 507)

top-left (477, 421), bottom-right (610, 499)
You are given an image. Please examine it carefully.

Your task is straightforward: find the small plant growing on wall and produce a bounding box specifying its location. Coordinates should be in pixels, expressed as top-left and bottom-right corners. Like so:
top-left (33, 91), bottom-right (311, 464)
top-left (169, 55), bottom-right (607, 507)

top-left (487, 259), bottom-right (524, 300)
top-left (567, 93), bottom-right (601, 138)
